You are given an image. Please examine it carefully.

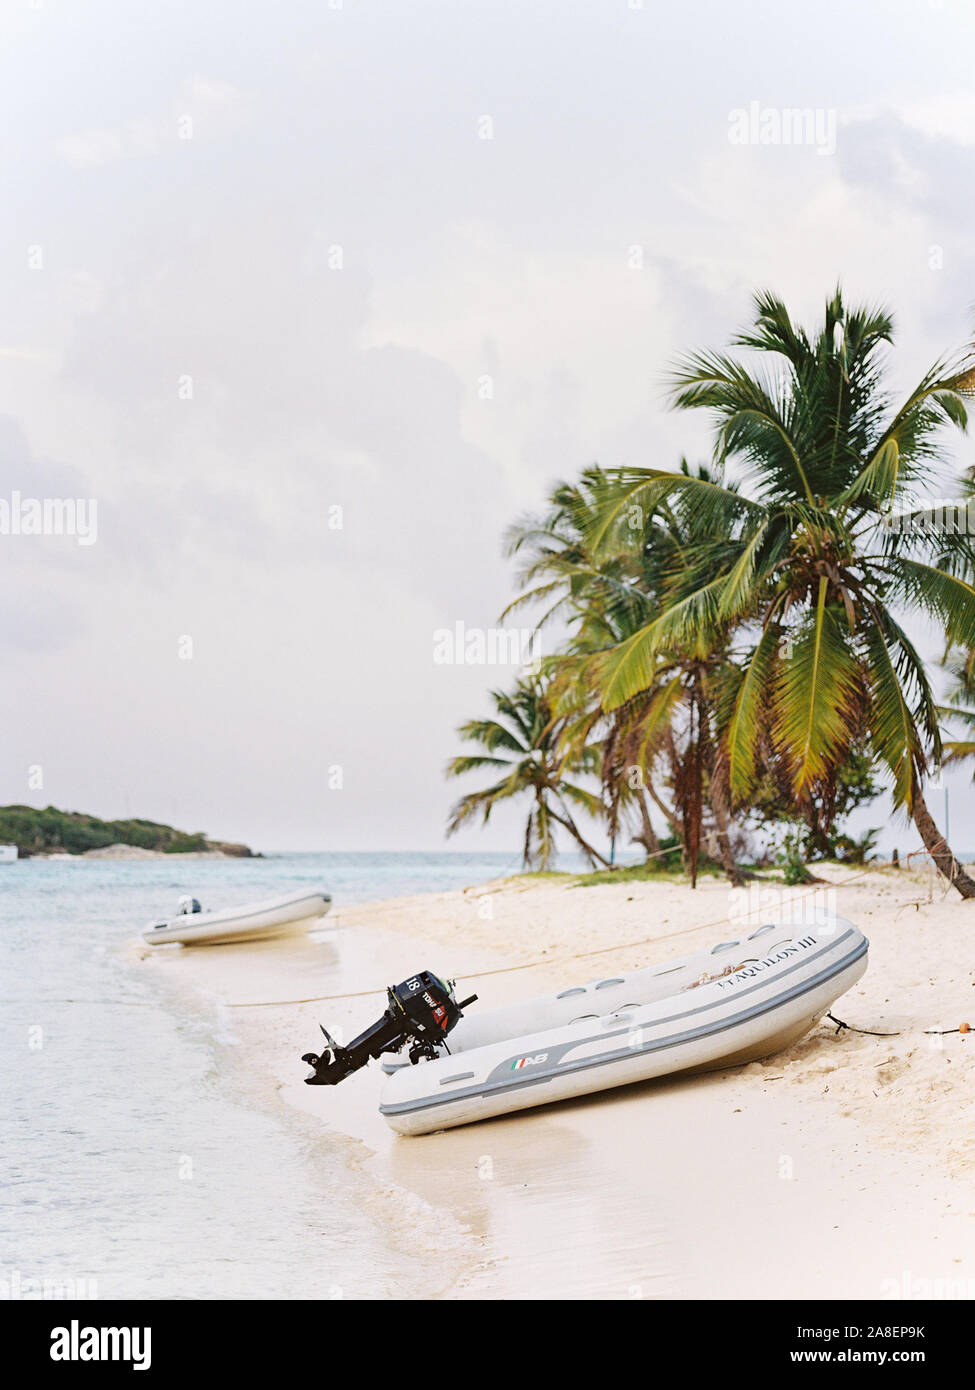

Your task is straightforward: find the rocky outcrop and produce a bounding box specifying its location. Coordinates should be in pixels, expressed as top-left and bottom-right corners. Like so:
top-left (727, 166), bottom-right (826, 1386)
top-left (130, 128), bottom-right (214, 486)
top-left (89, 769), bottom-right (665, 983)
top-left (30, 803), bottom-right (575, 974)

top-left (204, 840), bottom-right (255, 858)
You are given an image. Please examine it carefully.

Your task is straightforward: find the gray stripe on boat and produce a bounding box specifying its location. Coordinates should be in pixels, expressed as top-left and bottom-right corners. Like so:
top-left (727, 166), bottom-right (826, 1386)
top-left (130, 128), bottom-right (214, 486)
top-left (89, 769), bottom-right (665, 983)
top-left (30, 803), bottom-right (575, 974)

top-left (379, 933), bottom-right (866, 1118)
top-left (478, 931), bottom-right (857, 1085)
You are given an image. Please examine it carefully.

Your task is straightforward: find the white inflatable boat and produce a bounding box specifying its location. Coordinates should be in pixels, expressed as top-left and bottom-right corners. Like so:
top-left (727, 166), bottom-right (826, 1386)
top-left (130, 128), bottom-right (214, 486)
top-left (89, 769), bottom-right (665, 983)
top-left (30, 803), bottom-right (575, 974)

top-left (379, 914), bottom-right (868, 1135)
top-left (143, 888), bottom-right (331, 946)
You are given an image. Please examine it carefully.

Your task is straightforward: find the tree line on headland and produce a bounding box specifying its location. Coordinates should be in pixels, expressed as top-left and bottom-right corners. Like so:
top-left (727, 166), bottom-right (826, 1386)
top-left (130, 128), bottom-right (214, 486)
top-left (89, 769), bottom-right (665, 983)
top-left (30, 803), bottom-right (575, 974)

top-left (0, 805), bottom-right (253, 858)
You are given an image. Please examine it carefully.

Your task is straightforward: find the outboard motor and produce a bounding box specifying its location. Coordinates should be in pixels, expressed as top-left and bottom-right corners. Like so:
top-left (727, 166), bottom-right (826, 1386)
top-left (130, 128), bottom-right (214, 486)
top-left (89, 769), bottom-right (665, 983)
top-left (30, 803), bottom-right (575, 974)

top-left (301, 969), bottom-right (477, 1085)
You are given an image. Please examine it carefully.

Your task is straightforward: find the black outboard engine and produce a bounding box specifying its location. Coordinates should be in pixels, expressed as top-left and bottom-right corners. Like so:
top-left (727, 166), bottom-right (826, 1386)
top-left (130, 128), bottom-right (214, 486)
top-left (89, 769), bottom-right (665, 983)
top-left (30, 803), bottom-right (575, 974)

top-left (301, 970), bottom-right (477, 1086)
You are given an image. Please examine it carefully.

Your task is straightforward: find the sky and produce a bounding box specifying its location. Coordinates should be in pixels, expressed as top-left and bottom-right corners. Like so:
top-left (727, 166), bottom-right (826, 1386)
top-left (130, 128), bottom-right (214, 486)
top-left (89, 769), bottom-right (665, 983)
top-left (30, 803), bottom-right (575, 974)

top-left (1, 0), bottom-right (974, 854)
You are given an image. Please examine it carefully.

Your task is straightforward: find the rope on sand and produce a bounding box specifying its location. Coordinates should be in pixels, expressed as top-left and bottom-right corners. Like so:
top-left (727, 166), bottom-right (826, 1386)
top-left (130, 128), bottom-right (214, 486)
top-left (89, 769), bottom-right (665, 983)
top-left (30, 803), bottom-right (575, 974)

top-left (226, 865), bottom-right (880, 1008)
top-left (826, 1011), bottom-right (901, 1038)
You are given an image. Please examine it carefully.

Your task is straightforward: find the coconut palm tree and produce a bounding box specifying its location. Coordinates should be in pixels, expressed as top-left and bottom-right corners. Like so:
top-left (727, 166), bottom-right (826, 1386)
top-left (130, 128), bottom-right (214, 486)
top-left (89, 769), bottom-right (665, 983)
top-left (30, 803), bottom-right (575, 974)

top-left (445, 677), bottom-right (609, 870)
top-left (504, 465), bottom-right (748, 885)
top-left (502, 469), bottom-right (667, 859)
top-left (588, 289), bottom-right (975, 897)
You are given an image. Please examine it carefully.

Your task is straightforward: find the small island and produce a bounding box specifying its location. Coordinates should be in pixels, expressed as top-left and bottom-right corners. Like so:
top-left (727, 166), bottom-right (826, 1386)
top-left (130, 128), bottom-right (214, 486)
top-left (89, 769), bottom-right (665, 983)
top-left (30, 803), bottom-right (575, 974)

top-left (0, 805), bottom-right (256, 859)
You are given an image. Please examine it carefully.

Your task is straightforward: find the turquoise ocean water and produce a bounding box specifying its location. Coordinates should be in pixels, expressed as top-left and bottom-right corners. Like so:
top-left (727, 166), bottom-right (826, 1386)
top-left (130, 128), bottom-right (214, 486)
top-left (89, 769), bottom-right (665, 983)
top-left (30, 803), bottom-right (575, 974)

top-left (0, 850), bottom-right (551, 1299)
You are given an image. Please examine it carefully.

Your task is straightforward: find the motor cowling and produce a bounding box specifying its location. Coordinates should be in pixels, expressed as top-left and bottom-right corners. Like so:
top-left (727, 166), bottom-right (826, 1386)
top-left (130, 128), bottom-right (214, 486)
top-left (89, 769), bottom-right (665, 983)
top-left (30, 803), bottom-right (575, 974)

top-left (301, 969), bottom-right (477, 1086)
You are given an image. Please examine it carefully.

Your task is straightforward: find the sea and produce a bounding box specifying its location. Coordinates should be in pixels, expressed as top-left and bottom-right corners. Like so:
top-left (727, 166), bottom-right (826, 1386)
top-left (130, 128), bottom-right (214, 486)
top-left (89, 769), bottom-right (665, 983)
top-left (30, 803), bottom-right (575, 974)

top-left (0, 850), bottom-right (566, 1300)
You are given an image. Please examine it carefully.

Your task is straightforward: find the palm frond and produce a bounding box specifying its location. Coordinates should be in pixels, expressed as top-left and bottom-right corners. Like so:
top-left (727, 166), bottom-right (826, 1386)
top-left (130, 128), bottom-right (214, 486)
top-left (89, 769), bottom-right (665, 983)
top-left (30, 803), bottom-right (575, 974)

top-left (775, 583), bottom-right (861, 794)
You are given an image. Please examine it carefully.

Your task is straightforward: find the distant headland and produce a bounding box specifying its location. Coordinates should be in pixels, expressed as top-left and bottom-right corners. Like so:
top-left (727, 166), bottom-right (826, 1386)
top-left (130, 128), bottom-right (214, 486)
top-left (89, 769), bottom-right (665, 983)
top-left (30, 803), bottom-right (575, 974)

top-left (0, 805), bottom-right (256, 859)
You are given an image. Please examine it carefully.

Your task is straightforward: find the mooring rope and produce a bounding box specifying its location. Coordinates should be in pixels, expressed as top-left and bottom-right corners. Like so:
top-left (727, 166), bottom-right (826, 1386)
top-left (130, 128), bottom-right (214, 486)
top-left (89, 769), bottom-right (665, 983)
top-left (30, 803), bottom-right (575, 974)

top-left (825, 1011), bottom-right (901, 1038)
top-left (226, 864), bottom-right (882, 1008)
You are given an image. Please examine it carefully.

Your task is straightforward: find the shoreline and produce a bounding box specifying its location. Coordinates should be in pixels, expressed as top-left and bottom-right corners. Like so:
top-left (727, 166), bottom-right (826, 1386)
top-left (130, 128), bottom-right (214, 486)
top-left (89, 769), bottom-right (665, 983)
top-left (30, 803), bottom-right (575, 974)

top-left (137, 865), bottom-right (975, 1299)
top-left (27, 846), bottom-right (253, 861)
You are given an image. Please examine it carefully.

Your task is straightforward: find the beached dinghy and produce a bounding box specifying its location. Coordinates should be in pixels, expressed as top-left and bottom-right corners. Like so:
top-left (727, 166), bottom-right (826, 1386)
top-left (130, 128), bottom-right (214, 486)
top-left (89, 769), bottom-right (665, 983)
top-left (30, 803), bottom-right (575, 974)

top-left (381, 915), bottom-right (868, 1134)
top-left (143, 888), bottom-right (331, 946)
top-left (300, 914), bottom-right (867, 1134)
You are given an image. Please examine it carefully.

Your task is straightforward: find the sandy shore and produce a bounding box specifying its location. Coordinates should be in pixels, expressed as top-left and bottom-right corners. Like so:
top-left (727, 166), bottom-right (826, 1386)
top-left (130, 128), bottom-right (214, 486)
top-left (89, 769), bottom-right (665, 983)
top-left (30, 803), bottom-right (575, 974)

top-left (35, 845), bottom-right (241, 860)
top-left (138, 864), bottom-right (975, 1299)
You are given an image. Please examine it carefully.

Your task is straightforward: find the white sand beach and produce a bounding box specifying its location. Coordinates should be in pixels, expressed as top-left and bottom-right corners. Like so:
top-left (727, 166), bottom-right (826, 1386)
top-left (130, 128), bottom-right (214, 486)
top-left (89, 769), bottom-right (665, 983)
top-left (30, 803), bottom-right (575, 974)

top-left (139, 865), bottom-right (975, 1300)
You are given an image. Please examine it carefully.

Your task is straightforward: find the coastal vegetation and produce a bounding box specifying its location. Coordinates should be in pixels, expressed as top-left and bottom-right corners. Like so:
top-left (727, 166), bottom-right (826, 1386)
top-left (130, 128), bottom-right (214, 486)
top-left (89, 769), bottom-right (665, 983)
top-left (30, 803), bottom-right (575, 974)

top-left (447, 289), bottom-right (975, 895)
top-left (0, 805), bottom-right (253, 858)
top-left (446, 680), bottom-right (610, 871)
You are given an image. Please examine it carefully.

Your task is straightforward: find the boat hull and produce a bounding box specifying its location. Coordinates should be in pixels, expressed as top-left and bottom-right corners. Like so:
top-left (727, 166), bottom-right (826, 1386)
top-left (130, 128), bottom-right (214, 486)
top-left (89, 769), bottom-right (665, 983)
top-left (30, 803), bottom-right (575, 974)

top-left (380, 916), bottom-right (868, 1135)
top-left (143, 889), bottom-right (331, 946)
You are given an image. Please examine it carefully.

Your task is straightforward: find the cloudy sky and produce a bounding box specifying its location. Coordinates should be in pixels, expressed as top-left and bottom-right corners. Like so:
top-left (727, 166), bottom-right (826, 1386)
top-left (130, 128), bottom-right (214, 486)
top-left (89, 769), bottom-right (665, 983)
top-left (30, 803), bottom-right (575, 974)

top-left (2, 0), bottom-right (974, 854)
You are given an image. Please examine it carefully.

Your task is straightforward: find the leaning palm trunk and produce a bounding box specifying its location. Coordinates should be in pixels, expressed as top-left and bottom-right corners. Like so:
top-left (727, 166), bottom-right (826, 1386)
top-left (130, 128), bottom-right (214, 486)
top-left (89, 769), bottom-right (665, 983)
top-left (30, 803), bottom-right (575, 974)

top-left (633, 788), bottom-right (660, 856)
top-left (911, 784), bottom-right (975, 900)
top-left (549, 803), bottom-right (611, 870)
top-left (644, 780), bottom-right (677, 837)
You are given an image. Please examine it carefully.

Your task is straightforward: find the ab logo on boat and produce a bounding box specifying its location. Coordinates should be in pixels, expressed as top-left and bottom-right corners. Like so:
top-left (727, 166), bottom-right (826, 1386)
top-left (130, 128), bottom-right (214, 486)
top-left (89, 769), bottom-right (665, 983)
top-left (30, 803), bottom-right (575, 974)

top-left (511, 1052), bottom-right (548, 1071)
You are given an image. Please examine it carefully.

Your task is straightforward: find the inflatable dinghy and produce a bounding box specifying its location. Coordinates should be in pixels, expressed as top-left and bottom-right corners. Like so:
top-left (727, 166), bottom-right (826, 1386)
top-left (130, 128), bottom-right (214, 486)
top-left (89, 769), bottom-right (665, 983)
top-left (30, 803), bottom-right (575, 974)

top-left (379, 914), bottom-right (868, 1134)
top-left (143, 888), bottom-right (331, 946)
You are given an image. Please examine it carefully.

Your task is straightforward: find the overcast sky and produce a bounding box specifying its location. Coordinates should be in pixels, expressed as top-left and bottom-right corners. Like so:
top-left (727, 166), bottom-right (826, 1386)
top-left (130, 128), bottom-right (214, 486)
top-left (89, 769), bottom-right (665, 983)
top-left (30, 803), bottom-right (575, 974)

top-left (2, 0), bottom-right (974, 854)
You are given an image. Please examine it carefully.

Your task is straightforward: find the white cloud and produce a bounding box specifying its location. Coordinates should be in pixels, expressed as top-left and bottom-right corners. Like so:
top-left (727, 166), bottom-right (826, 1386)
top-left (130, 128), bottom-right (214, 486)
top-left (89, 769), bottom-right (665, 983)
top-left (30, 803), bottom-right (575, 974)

top-left (6, 0), bottom-right (975, 852)
top-left (55, 74), bottom-right (246, 168)
top-left (897, 92), bottom-right (975, 146)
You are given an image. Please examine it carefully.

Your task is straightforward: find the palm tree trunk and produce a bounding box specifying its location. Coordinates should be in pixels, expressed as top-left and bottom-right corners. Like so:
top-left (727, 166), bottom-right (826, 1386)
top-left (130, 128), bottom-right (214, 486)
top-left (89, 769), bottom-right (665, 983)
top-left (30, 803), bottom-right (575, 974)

top-left (549, 803), bottom-right (612, 870)
top-left (644, 781), bottom-right (677, 835)
top-left (685, 705), bottom-right (702, 889)
top-left (708, 748), bottom-right (746, 887)
top-left (633, 788), bottom-right (660, 856)
top-left (522, 810), bottom-right (534, 870)
top-left (911, 784), bottom-right (975, 899)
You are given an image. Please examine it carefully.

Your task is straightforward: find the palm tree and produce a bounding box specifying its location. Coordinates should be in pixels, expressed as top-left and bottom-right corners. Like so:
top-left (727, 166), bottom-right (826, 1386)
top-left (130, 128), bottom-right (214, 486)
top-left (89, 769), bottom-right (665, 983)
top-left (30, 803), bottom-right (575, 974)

top-left (502, 469), bottom-right (668, 859)
top-left (445, 677), bottom-right (610, 870)
top-left (588, 289), bottom-right (975, 897)
top-left (504, 465), bottom-right (748, 885)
